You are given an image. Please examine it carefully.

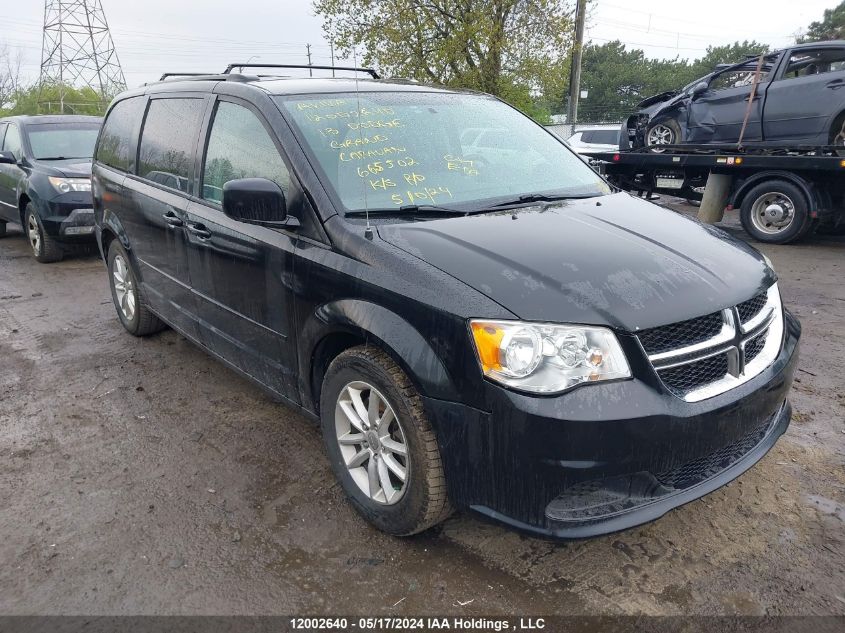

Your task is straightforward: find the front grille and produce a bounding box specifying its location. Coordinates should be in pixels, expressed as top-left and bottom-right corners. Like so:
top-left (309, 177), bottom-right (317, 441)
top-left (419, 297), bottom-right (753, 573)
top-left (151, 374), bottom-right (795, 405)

top-left (638, 285), bottom-right (782, 402)
top-left (658, 354), bottom-right (729, 398)
top-left (737, 292), bottom-right (767, 324)
top-left (744, 330), bottom-right (768, 363)
top-left (637, 311), bottom-right (723, 355)
top-left (656, 415), bottom-right (772, 489)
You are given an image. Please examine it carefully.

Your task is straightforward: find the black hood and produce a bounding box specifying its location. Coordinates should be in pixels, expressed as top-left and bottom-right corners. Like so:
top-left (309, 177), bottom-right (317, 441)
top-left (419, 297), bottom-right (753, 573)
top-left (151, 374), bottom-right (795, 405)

top-left (378, 193), bottom-right (775, 332)
top-left (32, 158), bottom-right (92, 178)
top-left (636, 90), bottom-right (679, 109)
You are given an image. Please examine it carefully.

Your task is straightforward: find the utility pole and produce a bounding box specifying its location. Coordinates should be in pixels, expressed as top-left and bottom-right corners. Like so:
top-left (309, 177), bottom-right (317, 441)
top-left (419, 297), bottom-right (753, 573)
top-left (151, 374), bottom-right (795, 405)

top-left (567, 0), bottom-right (587, 125)
top-left (39, 0), bottom-right (126, 114)
top-left (328, 19), bottom-right (336, 77)
top-left (306, 43), bottom-right (313, 77)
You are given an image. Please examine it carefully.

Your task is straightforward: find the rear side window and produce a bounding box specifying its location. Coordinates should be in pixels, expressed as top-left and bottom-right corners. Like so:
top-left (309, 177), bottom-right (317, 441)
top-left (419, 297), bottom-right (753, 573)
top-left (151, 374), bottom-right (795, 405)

top-left (138, 98), bottom-right (205, 194)
top-left (201, 101), bottom-right (290, 204)
top-left (782, 48), bottom-right (845, 79)
top-left (590, 130), bottom-right (619, 145)
top-left (97, 97), bottom-right (145, 171)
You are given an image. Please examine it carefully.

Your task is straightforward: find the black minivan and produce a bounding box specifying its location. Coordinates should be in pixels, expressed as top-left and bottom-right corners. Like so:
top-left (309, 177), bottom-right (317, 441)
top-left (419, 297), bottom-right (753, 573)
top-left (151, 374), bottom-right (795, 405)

top-left (92, 67), bottom-right (800, 539)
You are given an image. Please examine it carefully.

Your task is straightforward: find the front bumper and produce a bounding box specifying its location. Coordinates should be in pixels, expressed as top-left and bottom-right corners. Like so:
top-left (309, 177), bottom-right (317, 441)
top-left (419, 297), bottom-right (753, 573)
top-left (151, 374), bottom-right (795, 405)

top-left (39, 193), bottom-right (96, 240)
top-left (425, 310), bottom-right (800, 539)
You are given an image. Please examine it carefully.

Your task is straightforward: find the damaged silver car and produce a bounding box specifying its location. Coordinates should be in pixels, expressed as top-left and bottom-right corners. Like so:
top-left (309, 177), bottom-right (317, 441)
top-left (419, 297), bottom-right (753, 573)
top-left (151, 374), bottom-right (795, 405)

top-left (623, 41), bottom-right (845, 151)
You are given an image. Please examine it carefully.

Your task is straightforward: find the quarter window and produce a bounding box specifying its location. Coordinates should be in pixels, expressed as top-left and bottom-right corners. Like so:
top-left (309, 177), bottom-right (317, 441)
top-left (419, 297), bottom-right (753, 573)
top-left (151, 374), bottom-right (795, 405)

top-left (202, 101), bottom-right (290, 204)
top-left (96, 97), bottom-right (145, 172)
top-left (138, 98), bottom-right (205, 194)
top-left (3, 124), bottom-right (22, 158)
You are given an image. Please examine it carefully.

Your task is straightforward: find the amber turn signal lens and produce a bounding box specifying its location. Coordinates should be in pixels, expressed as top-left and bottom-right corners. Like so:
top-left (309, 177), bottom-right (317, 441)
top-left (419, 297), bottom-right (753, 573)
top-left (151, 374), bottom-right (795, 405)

top-left (471, 322), bottom-right (504, 372)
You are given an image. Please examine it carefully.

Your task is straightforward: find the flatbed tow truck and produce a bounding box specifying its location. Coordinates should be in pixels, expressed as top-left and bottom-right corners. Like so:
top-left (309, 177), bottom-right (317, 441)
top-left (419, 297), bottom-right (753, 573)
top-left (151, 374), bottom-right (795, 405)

top-left (585, 145), bottom-right (845, 244)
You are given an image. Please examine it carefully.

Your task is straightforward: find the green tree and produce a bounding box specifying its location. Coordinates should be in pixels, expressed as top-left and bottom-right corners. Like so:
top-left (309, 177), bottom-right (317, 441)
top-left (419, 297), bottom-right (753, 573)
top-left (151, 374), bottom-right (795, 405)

top-left (801, 1), bottom-right (845, 42)
top-left (0, 83), bottom-right (109, 117)
top-left (686, 41), bottom-right (770, 80)
top-left (313, 0), bottom-right (574, 121)
top-left (578, 40), bottom-right (770, 122)
top-left (578, 41), bottom-right (653, 121)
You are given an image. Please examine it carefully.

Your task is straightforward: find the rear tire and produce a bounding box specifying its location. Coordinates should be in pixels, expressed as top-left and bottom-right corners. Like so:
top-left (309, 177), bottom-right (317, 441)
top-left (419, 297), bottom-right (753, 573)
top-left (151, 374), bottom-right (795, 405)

top-left (107, 240), bottom-right (165, 336)
top-left (0, 221), bottom-right (6, 237)
top-left (739, 180), bottom-right (811, 244)
top-left (26, 205), bottom-right (63, 263)
top-left (319, 346), bottom-right (452, 536)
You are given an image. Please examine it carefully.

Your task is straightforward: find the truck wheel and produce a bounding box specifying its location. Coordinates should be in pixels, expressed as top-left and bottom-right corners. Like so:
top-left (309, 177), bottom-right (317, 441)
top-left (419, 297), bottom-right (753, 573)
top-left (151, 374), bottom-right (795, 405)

top-left (26, 204), bottom-right (63, 263)
top-left (646, 119), bottom-right (681, 152)
top-left (320, 346), bottom-right (452, 536)
top-left (740, 181), bottom-right (811, 244)
top-left (107, 240), bottom-right (165, 336)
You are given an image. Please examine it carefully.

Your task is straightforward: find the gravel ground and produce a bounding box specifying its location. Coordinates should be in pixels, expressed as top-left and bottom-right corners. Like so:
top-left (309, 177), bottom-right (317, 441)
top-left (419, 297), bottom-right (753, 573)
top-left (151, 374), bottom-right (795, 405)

top-left (0, 202), bottom-right (843, 616)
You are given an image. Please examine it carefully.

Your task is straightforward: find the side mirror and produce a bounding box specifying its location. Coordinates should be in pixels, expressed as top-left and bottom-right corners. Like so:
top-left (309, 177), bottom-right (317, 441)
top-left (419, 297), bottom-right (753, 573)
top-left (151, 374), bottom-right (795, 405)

top-left (222, 178), bottom-right (299, 228)
top-left (0, 151), bottom-right (16, 165)
top-left (690, 81), bottom-right (709, 97)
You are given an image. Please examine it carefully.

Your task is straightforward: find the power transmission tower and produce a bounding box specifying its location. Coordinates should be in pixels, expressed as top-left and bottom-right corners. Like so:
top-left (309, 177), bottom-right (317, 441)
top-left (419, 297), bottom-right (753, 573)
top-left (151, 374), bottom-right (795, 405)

top-left (39, 0), bottom-right (126, 113)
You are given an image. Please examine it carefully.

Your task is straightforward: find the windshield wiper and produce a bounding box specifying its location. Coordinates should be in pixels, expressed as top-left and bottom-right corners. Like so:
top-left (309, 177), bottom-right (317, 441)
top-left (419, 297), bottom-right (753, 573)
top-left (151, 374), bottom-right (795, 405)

top-left (490, 192), bottom-right (598, 208)
top-left (345, 204), bottom-right (468, 218)
top-left (36, 156), bottom-right (88, 161)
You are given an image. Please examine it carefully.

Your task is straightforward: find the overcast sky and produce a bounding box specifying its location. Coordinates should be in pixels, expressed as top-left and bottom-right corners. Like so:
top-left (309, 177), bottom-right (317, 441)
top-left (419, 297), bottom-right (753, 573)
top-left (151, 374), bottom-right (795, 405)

top-left (2, 0), bottom-right (836, 87)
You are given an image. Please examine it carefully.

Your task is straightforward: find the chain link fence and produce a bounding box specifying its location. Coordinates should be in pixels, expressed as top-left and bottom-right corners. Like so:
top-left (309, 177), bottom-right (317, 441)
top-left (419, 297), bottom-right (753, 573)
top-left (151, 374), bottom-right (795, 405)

top-left (546, 121), bottom-right (623, 141)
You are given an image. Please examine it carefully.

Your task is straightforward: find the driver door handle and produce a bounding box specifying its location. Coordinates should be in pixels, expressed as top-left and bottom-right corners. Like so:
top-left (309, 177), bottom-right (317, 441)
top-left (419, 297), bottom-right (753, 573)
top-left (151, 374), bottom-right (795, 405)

top-left (187, 222), bottom-right (212, 240)
top-left (162, 211), bottom-right (183, 228)
top-left (826, 79), bottom-right (845, 89)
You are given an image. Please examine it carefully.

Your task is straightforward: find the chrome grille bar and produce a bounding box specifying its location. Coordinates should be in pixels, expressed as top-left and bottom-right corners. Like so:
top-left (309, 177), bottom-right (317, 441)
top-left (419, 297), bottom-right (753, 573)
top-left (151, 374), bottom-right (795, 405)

top-left (640, 284), bottom-right (784, 402)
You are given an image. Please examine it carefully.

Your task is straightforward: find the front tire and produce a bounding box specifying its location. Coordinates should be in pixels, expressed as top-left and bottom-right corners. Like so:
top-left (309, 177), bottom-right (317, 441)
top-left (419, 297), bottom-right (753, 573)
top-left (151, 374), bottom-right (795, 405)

top-left (830, 113), bottom-right (845, 147)
top-left (26, 205), bottom-right (63, 263)
top-left (107, 240), bottom-right (165, 336)
top-left (320, 346), bottom-right (452, 536)
top-left (646, 119), bottom-right (682, 152)
top-left (740, 180), bottom-right (812, 244)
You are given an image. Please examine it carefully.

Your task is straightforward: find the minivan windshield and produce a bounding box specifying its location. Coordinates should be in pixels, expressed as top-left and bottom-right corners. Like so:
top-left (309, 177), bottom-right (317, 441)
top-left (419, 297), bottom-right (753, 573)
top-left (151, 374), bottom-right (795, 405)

top-left (277, 92), bottom-right (610, 213)
top-left (26, 122), bottom-right (101, 160)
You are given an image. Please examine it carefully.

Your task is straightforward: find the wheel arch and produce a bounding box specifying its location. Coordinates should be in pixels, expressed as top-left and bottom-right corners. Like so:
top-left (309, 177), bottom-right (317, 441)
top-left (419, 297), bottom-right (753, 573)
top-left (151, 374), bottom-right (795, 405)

top-left (829, 108), bottom-right (845, 144)
top-left (300, 300), bottom-right (458, 417)
top-left (98, 210), bottom-right (144, 277)
top-left (730, 171), bottom-right (817, 214)
top-left (18, 192), bottom-right (31, 227)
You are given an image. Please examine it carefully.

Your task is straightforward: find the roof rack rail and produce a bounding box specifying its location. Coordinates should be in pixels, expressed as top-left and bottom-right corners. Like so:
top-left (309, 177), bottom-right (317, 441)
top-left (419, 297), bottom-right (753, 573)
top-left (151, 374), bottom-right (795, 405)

top-left (223, 63), bottom-right (380, 79)
top-left (159, 72), bottom-right (214, 81)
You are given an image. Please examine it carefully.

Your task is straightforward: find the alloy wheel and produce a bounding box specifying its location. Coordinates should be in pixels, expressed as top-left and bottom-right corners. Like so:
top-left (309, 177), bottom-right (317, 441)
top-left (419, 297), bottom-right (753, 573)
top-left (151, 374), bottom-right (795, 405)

top-left (647, 124), bottom-right (675, 147)
top-left (750, 192), bottom-right (795, 235)
top-left (112, 254), bottom-right (137, 322)
top-left (334, 381), bottom-right (409, 505)
top-left (27, 214), bottom-right (41, 255)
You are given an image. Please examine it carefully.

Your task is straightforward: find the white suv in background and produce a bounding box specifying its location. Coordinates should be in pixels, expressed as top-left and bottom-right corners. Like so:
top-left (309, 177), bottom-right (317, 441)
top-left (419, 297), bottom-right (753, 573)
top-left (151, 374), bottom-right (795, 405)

top-left (566, 125), bottom-right (621, 154)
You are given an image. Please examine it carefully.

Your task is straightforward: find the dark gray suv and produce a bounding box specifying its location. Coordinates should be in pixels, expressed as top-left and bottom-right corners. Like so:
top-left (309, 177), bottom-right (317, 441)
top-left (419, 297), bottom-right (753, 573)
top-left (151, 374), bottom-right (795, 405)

top-left (626, 41), bottom-right (845, 150)
top-left (0, 115), bottom-right (101, 262)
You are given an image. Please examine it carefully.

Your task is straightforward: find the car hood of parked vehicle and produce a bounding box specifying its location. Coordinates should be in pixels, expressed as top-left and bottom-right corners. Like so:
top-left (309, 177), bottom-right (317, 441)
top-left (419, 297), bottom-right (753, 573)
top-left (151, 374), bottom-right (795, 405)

top-left (377, 193), bottom-right (775, 331)
top-left (636, 90), bottom-right (681, 110)
top-left (33, 158), bottom-right (93, 179)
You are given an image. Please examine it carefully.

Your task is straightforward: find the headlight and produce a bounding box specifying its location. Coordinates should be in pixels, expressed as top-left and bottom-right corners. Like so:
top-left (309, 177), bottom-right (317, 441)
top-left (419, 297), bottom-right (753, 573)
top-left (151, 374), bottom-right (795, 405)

top-left (48, 177), bottom-right (91, 193)
top-left (470, 320), bottom-right (631, 394)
